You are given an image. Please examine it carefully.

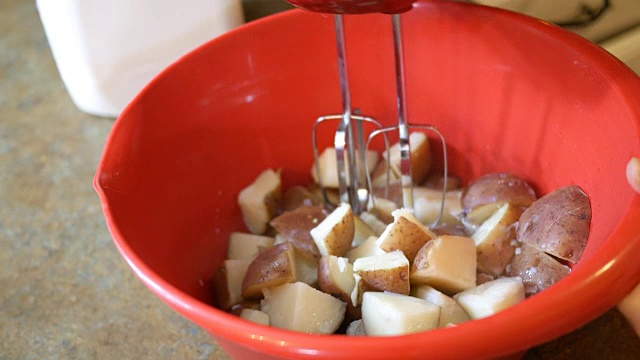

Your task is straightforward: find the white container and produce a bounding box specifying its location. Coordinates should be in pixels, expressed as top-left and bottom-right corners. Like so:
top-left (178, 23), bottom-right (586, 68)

top-left (37, 0), bottom-right (244, 117)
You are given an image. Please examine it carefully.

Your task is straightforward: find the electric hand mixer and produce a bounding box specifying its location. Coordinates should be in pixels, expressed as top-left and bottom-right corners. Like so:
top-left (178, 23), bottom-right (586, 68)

top-left (287, 0), bottom-right (448, 226)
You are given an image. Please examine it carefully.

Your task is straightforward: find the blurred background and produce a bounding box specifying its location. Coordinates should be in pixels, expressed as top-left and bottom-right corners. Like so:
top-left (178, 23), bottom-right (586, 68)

top-left (250, 0), bottom-right (640, 73)
top-left (458, 0), bottom-right (640, 74)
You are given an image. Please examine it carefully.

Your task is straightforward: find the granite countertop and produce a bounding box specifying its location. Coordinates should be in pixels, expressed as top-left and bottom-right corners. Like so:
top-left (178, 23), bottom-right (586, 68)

top-left (1, 0), bottom-right (639, 359)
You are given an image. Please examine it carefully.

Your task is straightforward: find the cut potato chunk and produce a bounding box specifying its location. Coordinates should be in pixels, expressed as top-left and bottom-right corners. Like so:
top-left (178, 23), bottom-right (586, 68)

top-left (213, 259), bottom-right (251, 311)
top-left (238, 169), bottom-right (282, 234)
top-left (296, 249), bottom-right (321, 288)
top-left (270, 205), bottom-right (326, 257)
top-left (517, 185), bottom-right (591, 263)
top-left (383, 131), bottom-right (432, 185)
top-left (318, 255), bottom-right (360, 321)
top-left (240, 308), bottom-right (270, 326)
top-left (361, 291), bottom-right (440, 336)
top-left (463, 202), bottom-right (507, 232)
top-left (282, 185), bottom-right (323, 211)
top-left (230, 300), bottom-right (261, 316)
top-left (345, 236), bottom-right (385, 264)
top-left (454, 277), bottom-right (525, 319)
top-left (375, 208), bottom-right (436, 263)
top-left (353, 215), bottom-right (377, 247)
top-left (346, 319), bottom-right (366, 336)
top-left (432, 224), bottom-right (468, 237)
top-left (410, 236), bottom-right (477, 295)
top-left (241, 242), bottom-right (316, 299)
top-left (411, 285), bottom-right (470, 327)
top-left (261, 282), bottom-right (346, 334)
top-left (372, 184), bottom-right (463, 226)
top-left (472, 203), bottom-right (522, 277)
top-left (370, 158), bottom-right (398, 188)
top-left (310, 203), bottom-right (355, 257)
top-left (367, 197), bottom-right (397, 224)
top-left (358, 211), bottom-right (387, 236)
top-left (414, 188), bottom-right (464, 226)
top-left (627, 157), bottom-right (640, 194)
top-left (311, 147), bottom-right (379, 189)
top-left (318, 255), bottom-right (356, 304)
top-left (227, 232), bottom-right (276, 261)
top-left (423, 174), bottom-right (462, 191)
top-left (461, 173), bottom-right (537, 215)
top-left (476, 272), bottom-right (495, 286)
top-left (353, 250), bottom-right (410, 295)
top-left (506, 242), bottom-right (571, 296)
top-left (351, 273), bottom-right (363, 306)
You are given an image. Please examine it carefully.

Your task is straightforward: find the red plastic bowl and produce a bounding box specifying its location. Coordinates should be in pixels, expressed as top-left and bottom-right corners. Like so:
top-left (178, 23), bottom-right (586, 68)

top-left (95, 1), bottom-right (640, 359)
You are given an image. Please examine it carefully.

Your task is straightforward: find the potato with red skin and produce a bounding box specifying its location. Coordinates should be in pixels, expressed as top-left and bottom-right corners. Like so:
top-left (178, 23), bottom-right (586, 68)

top-left (461, 173), bottom-right (536, 227)
top-left (310, 203), bottom-right (355, 257)
top-left (372, 183), bottom-right (463, 226)
top-left (261, 282), bottom-right (346, 334)
top-left (270, 205), bottom-right (326, 258)
top-left (318, 256), bottom-right (355, 302)
top-left (462, 173), bottom-right (537, 213)
top-left (318, 255), bottom-right (360, 320)
top-left (472, 203), bottom-right (523, 277)
top-left (213, 259), bottom-right (251, 311)
top-left (411, 285), bottom-right (470, 327)
top-left (375, 208), bottom-right (436, 264)
top-left (384, 131), bottom-right (432, 185)
top-left (238, 168), bottom-right (282, 234)
top-left (517, 185), bottom-right (591, 263)
top-left (353, 250), bottom-right (411, 296)
top-left (227, 232), bottom-right (275, 261)
top-left (242, 242), bottom-right (304, 299)
top-left (507, 242), bottom-right (571, 296)
top-left (423, 174), bottom-right (462, 191)
top-left (282, 185), bottom-right (323, 211)
top-left (410, 236), bottom-right (477, 295)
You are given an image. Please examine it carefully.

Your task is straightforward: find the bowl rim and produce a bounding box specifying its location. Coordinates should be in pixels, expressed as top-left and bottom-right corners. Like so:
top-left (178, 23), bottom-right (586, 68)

top-left (94, 1), bottom-right (640, 358)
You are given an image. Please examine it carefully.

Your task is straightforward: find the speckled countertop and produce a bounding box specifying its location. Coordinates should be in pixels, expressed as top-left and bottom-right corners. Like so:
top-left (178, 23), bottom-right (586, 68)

top-left (1, 0), bottom-right (638, 359)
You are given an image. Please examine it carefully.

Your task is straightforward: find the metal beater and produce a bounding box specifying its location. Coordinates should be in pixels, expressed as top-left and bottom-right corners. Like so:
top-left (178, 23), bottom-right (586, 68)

top-left (295, 1), bottom-right (449, 226)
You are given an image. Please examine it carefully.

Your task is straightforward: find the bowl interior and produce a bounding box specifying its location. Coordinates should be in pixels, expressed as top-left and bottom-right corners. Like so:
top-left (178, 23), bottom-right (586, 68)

top-left (96, 1), bottom-right (640, 358)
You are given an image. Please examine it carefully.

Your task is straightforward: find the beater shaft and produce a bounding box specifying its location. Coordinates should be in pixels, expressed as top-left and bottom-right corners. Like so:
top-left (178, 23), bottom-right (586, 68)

top-left (334, 14), bottom-right (368, 213)
top-left (391, 13), bottom-right (414, 210)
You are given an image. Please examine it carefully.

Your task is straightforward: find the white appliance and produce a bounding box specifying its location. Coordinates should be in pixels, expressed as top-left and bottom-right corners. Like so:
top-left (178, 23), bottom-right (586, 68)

top-left (38, 0), bottom-right (245, 117)
top-left (474, 0), bottom-right (640, 74)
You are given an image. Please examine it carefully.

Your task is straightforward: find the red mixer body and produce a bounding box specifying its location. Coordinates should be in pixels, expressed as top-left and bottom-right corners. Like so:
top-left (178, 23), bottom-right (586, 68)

top-left (285, 0), bottom-right (416, 14)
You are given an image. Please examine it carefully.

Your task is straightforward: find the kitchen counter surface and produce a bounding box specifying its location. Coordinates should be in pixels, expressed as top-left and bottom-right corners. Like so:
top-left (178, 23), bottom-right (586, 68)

top-left (1, 0), bottom-right (639, 359)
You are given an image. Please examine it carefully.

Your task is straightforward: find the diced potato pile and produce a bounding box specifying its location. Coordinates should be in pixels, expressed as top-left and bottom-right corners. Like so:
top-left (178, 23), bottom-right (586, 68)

top-left (215, 139), bottom-right (591, 337)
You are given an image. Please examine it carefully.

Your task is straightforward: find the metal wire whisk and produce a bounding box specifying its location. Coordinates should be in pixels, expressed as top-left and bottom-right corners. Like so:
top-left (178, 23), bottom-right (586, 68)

top-left (312, 13), bottom-right (448, 227)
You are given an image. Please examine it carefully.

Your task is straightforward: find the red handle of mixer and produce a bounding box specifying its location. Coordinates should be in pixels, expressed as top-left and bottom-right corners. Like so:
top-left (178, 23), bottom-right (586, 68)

top-left (284, 0), bottom-right (417, 14)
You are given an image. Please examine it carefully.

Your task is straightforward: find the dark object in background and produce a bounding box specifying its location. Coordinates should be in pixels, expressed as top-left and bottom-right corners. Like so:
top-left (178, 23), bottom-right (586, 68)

top-left (525, 309), bottom-right (640, 359)
top-left (242, 0), bottom-right (295, 21)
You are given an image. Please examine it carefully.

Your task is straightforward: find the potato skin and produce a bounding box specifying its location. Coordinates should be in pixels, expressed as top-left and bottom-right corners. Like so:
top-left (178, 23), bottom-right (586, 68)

top-left (461, 173), bottom-right (537, 214)
top-left (270, 205), bottom-right (327, 257)
top-left (318, 205), bottom-right (355, 257)
top-left (317, 256), bottom-right (352, 302)
top-left (507, 242), bottom-right (571, 296)
top-left (358, 266), bottom-right (410, 295)
top-left (317, 256), bottom-right (361, 321)
top-left (282, 185), bottom-right (323, 211)
top-left (517, 185), bottom-right (591, 263)
top-left (241, 242), bottom-right (296, 299)
top-left (377, 215), bottom-right (434, 264)
top-left (474, 204), bottom-right (523, 277)
top-left (213, 265), bottom-right (233, 311)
